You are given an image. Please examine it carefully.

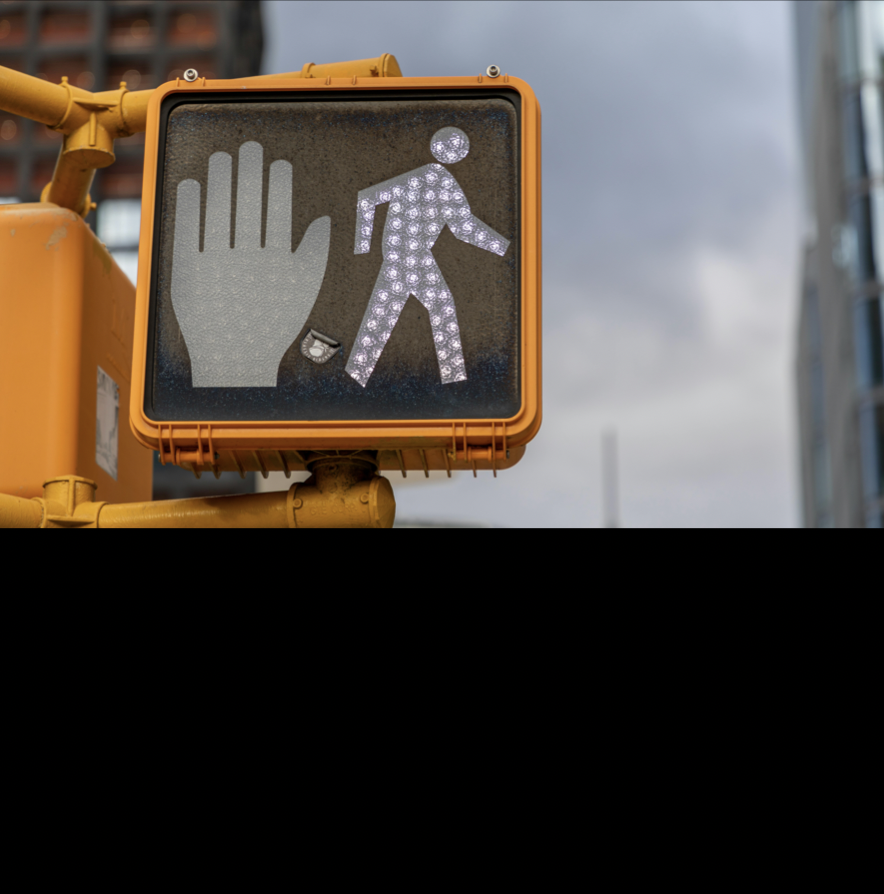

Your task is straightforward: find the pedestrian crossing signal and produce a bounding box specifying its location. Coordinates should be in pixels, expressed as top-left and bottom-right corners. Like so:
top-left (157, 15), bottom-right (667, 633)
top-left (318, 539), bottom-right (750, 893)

top-left (131, 72), bottom-right (541, 476)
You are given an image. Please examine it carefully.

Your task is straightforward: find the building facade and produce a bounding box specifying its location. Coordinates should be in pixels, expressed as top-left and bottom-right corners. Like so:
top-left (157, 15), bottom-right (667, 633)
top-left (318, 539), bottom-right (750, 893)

top-left (795, 0), bottom-right (884, 528)
top-left (0, 0), bottom-right (263, 206)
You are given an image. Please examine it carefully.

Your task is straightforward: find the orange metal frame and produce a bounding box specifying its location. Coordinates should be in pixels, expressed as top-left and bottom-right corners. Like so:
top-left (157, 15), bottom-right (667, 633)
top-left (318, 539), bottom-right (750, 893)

top-left (130, 74), bottom-right (542, 475)
top-left (0, 203), bottom-right (154, 502)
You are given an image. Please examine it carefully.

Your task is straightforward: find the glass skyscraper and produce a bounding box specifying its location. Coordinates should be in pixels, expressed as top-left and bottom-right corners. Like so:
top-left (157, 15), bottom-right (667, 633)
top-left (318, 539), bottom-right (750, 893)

top-left (795, 0), bottom-right (884, 527)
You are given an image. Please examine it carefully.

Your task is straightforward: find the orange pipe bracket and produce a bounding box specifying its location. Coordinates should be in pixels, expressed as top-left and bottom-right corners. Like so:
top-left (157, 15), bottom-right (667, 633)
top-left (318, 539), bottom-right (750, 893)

top-left (0, 55), bottom-right (401, 217)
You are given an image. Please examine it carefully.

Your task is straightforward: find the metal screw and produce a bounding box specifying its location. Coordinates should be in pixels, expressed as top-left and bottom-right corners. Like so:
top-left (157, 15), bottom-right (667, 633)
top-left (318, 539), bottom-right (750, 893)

top-left (293, 498), bottom-right (303, 509)
top-left (486, 65), bottom-right (501, 79)
top-left (360, 493), bottom-right (370, 504)
top-left (183, 69), bottom-right (199, 83)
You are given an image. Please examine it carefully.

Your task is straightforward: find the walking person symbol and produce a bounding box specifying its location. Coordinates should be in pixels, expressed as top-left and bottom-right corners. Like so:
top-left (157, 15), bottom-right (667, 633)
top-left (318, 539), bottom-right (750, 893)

top-left (345, 127), bottom-right (511, 388)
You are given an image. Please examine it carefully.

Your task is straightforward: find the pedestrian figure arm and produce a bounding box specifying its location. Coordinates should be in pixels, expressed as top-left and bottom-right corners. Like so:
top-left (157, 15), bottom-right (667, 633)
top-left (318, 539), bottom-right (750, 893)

top-left (449, 214), bottom-right (510, 257)
top-left (354, 173), bottom-right (410, 255)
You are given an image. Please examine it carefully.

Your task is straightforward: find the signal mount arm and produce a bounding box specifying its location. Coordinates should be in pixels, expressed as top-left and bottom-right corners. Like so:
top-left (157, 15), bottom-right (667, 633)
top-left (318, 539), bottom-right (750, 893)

top-left (0, 55), bottom-right (402, 219)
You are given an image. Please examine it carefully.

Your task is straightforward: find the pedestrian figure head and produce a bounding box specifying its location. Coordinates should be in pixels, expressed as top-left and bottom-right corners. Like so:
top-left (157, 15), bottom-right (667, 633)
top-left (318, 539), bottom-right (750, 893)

top-left (430, 127), bottom-right (470, 164)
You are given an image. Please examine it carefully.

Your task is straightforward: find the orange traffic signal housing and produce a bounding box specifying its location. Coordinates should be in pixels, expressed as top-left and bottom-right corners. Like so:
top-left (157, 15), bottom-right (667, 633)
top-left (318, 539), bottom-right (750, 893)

top-left (131, 73), bottom-right (542, 477)
top-left (0, 203), bottom-right (153, 501)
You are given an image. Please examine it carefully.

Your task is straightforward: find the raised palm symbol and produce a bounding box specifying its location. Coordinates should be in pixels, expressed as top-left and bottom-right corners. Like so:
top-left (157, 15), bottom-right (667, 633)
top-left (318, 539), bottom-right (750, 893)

top-left (172, 140), bottom-right (331, 388)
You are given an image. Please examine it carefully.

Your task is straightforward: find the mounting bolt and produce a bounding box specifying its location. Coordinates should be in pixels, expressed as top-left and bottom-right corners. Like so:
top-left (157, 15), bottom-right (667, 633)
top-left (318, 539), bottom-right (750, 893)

top-left (184, 69), bottom-right (199, 83)
top-left (486, 65), bottom-right (501, 79)
top-left (293, 498), bottom-right (303, 510)
top-left (360, 493), bottom-right (370, 504)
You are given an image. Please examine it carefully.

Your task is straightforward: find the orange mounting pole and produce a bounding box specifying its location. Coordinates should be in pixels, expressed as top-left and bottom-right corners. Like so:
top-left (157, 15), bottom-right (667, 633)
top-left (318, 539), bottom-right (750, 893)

top-left (0, 55), bottom-right (401, 217)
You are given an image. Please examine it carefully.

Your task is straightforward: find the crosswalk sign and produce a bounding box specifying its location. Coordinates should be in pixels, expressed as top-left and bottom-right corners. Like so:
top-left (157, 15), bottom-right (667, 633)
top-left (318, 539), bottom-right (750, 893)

top-left (131, 70), bottom-right (541, 475)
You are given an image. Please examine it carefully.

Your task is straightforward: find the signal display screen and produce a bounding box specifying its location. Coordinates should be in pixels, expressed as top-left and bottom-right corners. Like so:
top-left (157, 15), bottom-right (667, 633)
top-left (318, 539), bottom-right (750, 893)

top-left (145, 89), bottom-right (521, 422)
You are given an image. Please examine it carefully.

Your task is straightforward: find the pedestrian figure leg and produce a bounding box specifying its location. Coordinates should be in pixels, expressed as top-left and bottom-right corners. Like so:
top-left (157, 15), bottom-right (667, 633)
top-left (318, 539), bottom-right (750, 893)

top-left (346, 264), bottom-right (408, 387)
top-left (416, 266), bottom-right (467, 385)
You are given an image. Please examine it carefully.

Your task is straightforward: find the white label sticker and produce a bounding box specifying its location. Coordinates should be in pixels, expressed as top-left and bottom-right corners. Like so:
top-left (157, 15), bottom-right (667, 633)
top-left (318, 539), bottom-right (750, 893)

top-left (96, 367), bottom-right (119, 481)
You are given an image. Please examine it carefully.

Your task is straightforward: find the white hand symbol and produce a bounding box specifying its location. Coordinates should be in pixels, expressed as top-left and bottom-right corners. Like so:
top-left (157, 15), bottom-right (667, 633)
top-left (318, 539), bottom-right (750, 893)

top-left (172, 141), bottom-right (330, 388)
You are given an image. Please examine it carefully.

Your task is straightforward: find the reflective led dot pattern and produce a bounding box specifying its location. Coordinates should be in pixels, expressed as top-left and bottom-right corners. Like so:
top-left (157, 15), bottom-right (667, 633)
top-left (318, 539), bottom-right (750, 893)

top-left (346, 138), bottom-right (510, 388)
top-left (430, 126), bottom-right (470, 164)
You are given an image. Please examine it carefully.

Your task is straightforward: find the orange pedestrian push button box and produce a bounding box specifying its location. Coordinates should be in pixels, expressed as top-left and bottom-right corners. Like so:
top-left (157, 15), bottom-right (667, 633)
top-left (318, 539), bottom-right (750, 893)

top-left (131, 73), bottom-right (542, 476)
top-left (0, 204), bottom-right (153, 501)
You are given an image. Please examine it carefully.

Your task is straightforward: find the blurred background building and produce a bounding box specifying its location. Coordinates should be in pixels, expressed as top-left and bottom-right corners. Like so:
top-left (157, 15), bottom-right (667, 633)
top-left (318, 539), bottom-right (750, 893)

top-left (0, 0), bottom-right (263, 266)
top-left (794, 0), bottom-right (884, 528)
top-left (0, 0), bottom-right (264, 499)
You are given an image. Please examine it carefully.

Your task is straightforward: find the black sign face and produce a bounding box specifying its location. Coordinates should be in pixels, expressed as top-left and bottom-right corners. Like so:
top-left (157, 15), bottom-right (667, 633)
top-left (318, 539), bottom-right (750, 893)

top-left (145, 90), bottom-right (521, 422)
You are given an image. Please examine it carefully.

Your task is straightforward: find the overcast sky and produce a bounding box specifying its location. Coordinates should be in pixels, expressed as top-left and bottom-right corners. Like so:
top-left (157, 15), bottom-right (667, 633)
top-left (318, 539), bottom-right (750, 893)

top-left (264, 0), bottom-right (801, 527)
